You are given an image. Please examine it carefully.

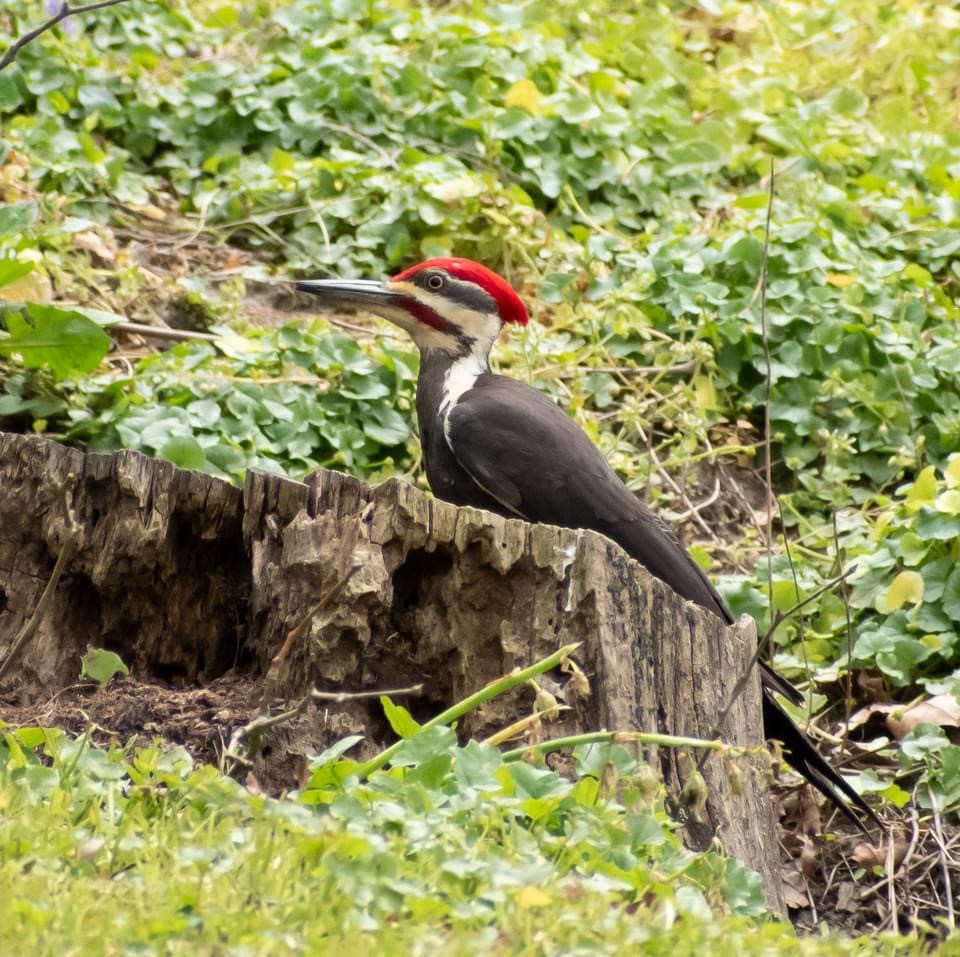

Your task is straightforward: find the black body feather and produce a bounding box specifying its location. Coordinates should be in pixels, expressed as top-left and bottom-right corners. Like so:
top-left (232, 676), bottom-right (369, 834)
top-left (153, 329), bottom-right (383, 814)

top-left (422, 367), bottom-right (878, 831)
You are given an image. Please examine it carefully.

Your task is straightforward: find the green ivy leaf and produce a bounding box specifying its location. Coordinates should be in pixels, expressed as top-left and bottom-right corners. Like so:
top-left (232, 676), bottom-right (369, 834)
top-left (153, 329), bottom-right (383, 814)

top-left (392, 725), bottom-right (457, 765)
top-left (159, 436), bottom-right (207, 470)
top-left (0, 304), bottom-right (111, 379)
top-left (309, 734), bottom-right (364, 770)
top-left (0, 74), bottom-right (23, 112)
top-left (0, 261), bottom-right (34, 289)
top-left (380, 695), bottom-right (421, 739)
top-left (941, 567), bottom-right (960, 621)
top-left (0, 201), bottom-right (37, 236)
top-left (80, 647), bottom-right (129, 686)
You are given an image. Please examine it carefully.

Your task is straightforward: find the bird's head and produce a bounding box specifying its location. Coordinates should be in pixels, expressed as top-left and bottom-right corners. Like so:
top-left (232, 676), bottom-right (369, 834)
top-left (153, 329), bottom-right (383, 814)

top-left (296, 257), bottom-right (528, 358)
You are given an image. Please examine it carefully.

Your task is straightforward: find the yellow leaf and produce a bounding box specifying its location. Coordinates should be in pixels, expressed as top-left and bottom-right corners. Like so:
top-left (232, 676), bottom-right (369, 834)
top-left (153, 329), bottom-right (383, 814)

top-left (882, 571), bottom-right (924, 612)
top-left (825, 272), bottom-right (857, 287)
top-left (430, 173), bottom-right (484, 204)
top-left (946, 455), bottom-right (960, 489)
top-left (869, 511), bottom-right (893, 541)
top-left (902, 262), bottom-right (932, 287)
top-left (936, 488), bottom-right (960, 515)
top-left (505, 79), bottom-right (541, 115)
top-left (693, 373), bottom-right (718, 412)
top-left (214, 334), bottom-right (263, 357)
top-left (516, 886), bottom-right (551, 908)
top-left (903, 465), bottom-right (937, 510)
top-left (485, 209), bottom-right (512, 227)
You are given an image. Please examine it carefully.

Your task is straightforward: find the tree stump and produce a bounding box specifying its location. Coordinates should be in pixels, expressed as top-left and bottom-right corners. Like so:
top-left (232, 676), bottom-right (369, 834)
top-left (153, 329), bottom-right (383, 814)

top-left (0, 431), bottom-right (784, 912)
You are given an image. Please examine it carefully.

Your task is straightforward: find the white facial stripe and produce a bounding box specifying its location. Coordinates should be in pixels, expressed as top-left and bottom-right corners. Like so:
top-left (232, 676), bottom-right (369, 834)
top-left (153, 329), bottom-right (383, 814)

top-left (388, 280), bottom-right (503, 350)
top-left (371, 300), bottom-right (456, 352)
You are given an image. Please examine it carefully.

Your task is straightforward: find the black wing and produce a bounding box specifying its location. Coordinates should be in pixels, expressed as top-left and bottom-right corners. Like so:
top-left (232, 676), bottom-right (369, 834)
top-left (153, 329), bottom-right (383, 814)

top-left (446, 373), bottom-right (880, 831)
top-left (446, 373), bottom-right (731, 621)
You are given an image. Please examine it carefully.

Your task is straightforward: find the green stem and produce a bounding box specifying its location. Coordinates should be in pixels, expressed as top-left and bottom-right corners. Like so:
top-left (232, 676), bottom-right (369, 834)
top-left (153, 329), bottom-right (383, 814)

top-left (501, 730), bottom-right (732, 763)
top-left (355, 642), bottom-right (581, 778)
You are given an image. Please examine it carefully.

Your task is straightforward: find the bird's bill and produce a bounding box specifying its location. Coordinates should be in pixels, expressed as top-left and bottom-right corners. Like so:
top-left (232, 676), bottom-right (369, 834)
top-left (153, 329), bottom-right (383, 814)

top-left (295, 278), bottom-right (406, 312)
top-left (295, 276), bottom-right (444, 347)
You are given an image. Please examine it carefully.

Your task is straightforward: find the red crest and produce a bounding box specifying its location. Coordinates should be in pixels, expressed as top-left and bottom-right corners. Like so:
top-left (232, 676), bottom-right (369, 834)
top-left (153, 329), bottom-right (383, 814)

top-left (393, 258), bottom-right (529, 326)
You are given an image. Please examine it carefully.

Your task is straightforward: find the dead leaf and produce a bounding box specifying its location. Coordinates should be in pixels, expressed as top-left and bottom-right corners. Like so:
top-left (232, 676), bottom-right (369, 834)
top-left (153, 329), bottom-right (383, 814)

top-left (857, 671), bottom-right (889, 703)
top-left (799, 834), bottom-right (819, 879)
top-left (846, 701), bottom-right (888, 733)
top-left (851, 838), bottom-right (907, 870)
top-left (0, 269), bottom-right (52, 303)
top-left (74, 230), bottom-right (117, 263)
top-left (847, 694), bottom-right (960, 740)
top-left (836, 881), bottom-right (859, 913)
top-left (887, 694), bottom-right (960, 739)
top-left (852, 842), bottom-right (885, 868)
top-left (781, 861), bottom-right (809, 909)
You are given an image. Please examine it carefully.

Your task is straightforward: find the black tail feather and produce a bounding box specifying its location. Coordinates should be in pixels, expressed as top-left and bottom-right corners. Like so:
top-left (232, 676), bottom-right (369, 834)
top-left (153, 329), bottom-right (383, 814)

top-left (762, 691), bottom-right (883, 834)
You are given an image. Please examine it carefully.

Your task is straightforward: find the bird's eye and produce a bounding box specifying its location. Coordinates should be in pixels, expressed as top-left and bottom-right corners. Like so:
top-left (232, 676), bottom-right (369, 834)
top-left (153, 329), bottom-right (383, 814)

top-left (427, 274), bottom-right (444, 290)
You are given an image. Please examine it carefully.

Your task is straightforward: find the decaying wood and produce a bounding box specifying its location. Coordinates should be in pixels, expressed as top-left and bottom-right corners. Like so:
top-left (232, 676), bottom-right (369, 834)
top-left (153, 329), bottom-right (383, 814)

top-left (0, 431), bottom-right (784, 912)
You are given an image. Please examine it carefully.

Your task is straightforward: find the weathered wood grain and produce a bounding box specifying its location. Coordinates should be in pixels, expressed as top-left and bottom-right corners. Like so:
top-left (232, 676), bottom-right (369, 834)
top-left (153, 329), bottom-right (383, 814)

top-left (0, 431), bottom-right (784, 911)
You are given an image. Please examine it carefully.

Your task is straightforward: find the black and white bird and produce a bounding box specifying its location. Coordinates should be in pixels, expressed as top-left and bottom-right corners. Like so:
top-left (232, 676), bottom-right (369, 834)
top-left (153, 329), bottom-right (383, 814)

top-left (297, 256), bottom-right (877, 830)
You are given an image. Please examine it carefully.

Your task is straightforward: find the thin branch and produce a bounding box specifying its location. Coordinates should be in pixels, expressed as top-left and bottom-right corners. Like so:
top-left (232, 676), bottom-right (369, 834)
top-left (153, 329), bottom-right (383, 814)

top-left (886, 822), bottom-right (899, 932)
top-left (928, 787), bottom-right (956, 928)
top-left (759, 159), bottom-right (776, 618)
top-left (697, 566), bottom-right (858, 773)
top-left (834, 511), bottom-right (855, 748)
top-left (761, 565), bottom-right (858, 644)
top-left (258, 563), bottom-right (360, 709)
top-left (500, 730), bottom-right (767, 763)
top-left (779, 499), bottom-right (811, 725)
top-left (696, 162), bottom-right (776, 768)
top-left (635, 423), bottom-right (715, 538)
top-left (535, 360), bottom-right (696, 378)
top-left (225, 682), bottom-right (425, 767)
top-left (670, 477), bottom-right (720, 523)
top-left (310, 686), bottom-right (423, 705)
top-left (0, 0), bottom-right (134, 73)
top-left (0, 475), bottom-right (79, 682)
top-left (112, 321), bottom-right (220, 343)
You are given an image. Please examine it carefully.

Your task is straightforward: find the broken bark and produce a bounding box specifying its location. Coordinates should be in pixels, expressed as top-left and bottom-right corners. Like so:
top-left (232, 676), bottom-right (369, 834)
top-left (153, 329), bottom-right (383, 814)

top-left (0, 431), bottom-right (784, 912)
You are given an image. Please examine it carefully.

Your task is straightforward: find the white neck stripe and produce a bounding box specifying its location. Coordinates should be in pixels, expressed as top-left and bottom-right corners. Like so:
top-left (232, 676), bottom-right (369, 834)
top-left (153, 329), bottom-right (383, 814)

top-left (440, 351), bottom-right (488, 449)
top-left (439, 352), bottom-right (486, 417)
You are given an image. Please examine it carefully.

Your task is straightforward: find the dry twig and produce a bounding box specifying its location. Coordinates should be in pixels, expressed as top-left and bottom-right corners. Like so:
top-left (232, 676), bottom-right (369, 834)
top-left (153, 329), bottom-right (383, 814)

top-left (758, 159), bottom-right (776, 618)
top-left (928, 788), bottom-right (956, 927)
top-left (112, 321), bottom-right (219, 343)
top-left (0, 0), bottom-right (134, 73)
top-left (634, 423), bottom-right (715, 538)
top-left (226, 682), bottom-right (424, 768)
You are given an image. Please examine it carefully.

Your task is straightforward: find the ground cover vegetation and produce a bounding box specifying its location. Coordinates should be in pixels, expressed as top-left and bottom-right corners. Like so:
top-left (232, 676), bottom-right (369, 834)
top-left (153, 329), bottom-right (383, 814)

top-left (1, 0), bottom-right (959, 950)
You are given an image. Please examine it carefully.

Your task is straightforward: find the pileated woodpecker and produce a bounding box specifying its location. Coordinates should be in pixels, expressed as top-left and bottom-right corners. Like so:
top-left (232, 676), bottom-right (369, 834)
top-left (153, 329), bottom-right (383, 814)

top-left (297, 257), bottom-right (877, 830)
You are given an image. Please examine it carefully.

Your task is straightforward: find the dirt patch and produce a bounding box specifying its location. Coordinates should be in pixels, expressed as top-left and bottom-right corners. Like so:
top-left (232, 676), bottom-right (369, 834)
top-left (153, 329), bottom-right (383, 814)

top-left (0, 671), bottom-right (373, 794)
